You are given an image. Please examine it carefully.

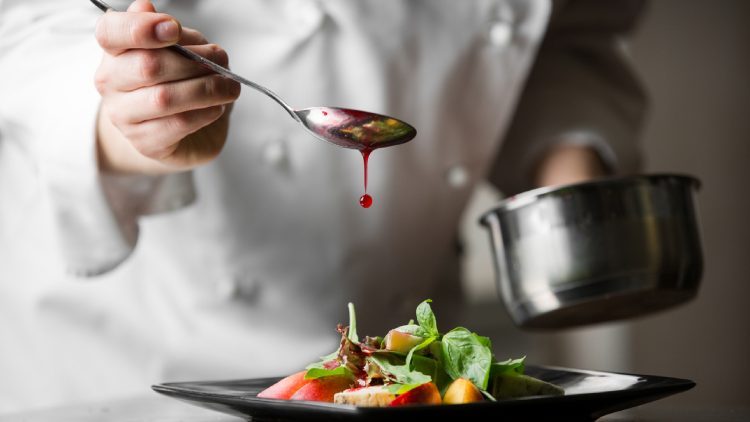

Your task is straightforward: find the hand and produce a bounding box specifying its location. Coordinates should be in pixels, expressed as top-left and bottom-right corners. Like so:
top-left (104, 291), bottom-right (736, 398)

top-left (533, 144), bottom-right (609, 188)
top-left (94, 0), bottom-right (241, 175)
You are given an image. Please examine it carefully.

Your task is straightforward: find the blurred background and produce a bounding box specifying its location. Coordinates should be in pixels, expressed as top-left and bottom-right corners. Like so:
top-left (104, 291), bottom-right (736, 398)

top-left (458, 0), bottom-right (749, 410)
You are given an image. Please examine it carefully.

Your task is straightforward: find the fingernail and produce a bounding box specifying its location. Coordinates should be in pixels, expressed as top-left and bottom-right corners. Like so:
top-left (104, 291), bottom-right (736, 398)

top-left (155, 19), bottom-right (179, 42)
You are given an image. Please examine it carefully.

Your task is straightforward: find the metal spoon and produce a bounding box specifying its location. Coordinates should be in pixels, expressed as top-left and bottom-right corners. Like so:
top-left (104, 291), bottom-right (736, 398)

top-left (90, 0), bottom-right (417, 150)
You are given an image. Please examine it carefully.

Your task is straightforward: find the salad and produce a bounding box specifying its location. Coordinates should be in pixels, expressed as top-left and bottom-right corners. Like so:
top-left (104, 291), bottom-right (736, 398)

top-left (257, 300), bottom-right (563, 406)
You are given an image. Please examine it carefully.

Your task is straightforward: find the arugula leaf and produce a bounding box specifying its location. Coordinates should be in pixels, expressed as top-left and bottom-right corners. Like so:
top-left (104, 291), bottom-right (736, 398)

top-left (416, 299), bottom-right (439, 337)
top-left (304, 351), bottom-right (338, 371)
top-left (304, 351), bottom-right (349, 380)
top-left (440, 327), bottom-right (493, 390)
top-left (347, 302), bottom-right (358, 343)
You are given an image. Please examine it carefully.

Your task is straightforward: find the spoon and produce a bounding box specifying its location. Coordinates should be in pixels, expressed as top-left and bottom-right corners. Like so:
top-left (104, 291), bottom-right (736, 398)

top-left (90, 0), bottom-right (417, 150)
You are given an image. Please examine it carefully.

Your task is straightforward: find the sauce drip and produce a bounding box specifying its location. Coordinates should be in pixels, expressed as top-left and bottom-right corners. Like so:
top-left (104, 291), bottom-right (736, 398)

top-left (359, 148), bottom-right (373, 208)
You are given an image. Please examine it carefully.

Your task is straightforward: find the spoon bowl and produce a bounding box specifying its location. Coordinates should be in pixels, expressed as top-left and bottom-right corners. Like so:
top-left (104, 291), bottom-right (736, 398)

top-left (91, 0), bottom-right (418, 150)
top-left (295, 107), bottom-right (417, 150)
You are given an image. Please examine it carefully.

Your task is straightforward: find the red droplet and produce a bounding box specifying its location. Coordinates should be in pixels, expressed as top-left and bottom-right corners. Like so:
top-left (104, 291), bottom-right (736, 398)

top-left (322, 110), bottom-right (328, 116)
top-left (359, 194), bottom-right (373, 208)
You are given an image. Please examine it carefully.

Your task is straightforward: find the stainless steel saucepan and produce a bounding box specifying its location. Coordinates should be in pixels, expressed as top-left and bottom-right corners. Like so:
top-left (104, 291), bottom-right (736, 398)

top-left (479, 174), bottom-right (703, 330)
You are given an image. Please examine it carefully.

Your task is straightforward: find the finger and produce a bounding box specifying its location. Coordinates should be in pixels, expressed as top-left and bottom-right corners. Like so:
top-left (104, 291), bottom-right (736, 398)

top-left (125, 2), bottom-right (208, 47)
top-left (127, 0), bottom-right (156, 13)
top-left (120, 105), bottom-right (228, 160)
top-left (95, 10), bottom-right (181, 55)
top-left (97, 44), bottom-right (229, 92)
top-left (179, 27), bottom-right (209, 46)
top-left (109, 74), bottom-right (241, 123)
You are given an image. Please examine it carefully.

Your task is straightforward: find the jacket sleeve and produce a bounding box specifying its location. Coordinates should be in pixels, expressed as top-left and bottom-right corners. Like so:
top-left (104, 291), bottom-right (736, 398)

top-left (489, 0), bottom-right (648, 196)
top-left (0, 0), bottom-right (195, 276)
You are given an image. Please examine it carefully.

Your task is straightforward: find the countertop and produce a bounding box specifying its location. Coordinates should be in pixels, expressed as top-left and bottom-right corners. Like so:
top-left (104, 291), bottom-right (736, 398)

top-left (1, 395), bottom-right (748, 422)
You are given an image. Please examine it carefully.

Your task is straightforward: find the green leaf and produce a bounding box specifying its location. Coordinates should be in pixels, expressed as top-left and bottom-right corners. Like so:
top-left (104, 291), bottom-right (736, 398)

top-left (475, 334), bottom-right (492, 350)
top-left (367, 354), bottom-right (432, 386)
top-left (391, 324), bottom-right (430, 338)
top-left (490, 356), bottom-right (526, 377)
top-left (440, 327), bottom-right (493, 390)
top-left (384, 383), bottom-right (424, 395)
top-left (416, 299), bottom-right (439, 337)
top-left (304, 351), bottom-right (339, 370)
top-left (410, 354), bottom-right (437, 378)
top-left (428, 341), bottom-right (454, 395)
top-left (348, 302), bottom-right (359, 343)
top-left (480, 389), bottom-right (497, 402)
top-left (304, 366), bottom-right (353, 380)
top-left (405, 336), bottom-right (436, 367)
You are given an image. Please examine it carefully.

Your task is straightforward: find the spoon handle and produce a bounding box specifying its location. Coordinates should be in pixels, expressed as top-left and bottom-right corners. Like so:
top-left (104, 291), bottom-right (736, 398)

top-left (89, 0), bottom-right (300, 121)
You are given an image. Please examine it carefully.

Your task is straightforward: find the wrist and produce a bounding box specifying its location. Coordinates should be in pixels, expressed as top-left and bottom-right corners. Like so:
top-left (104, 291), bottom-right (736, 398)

top-left (533, 144), bottom-right (608, 188)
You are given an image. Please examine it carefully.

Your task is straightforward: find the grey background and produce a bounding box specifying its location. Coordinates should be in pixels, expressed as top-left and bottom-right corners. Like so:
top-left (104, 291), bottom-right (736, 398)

top-left (459, 0), bottom-right (750, 410)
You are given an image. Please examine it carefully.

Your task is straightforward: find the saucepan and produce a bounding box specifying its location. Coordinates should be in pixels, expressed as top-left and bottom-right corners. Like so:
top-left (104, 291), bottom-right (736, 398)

top-left (479, 174), bottom-right (703, 330)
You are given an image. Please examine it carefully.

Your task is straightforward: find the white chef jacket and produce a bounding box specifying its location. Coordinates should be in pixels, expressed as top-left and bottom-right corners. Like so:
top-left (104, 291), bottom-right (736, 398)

top-left (0, 0), bottom-right (645, 412)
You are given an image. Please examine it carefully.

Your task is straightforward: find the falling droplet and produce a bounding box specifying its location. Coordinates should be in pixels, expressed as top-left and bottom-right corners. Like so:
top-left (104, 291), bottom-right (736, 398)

top-left (360, 194), bottom-right (373, 208)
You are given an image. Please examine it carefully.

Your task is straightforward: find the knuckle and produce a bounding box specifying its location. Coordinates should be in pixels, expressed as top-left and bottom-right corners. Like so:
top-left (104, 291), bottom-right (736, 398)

top-left (203, 76), bottom-right (219, 98)
top-left (208, 44), bottom-right (229, 67)
top-left (137, 50), bottom-right (163, 81)
top-left (150, 85), bottom-right (172, 111)
top-left (93, 69), bottom-right (109, 95)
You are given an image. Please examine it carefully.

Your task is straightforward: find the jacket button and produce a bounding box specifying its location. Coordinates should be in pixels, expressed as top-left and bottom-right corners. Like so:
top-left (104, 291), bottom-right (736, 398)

top-left (488, 20), bottom-right (513, 47)
top-left (446, 165), bottom-right (469, 188)
top-left (262, 139), bottom-right (288, 169)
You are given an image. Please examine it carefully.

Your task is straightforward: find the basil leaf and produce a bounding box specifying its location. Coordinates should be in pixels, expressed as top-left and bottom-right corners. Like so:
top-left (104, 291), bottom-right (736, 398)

top-left (405, 336), bottom-right (436, 367)
top-left (427, 341), bottom-right (454, 395)
top-left (416, 299), bottom-right (439, 337)
top-left (476, 334), bottom-right (492, 350)
top-left (410, 354), bottom-right (438, 379)
top-left (392, 324), bottom-right (430, 338)
top-left (440, 327), bottom-right (493, 390)
top-left (348, 302), bottom-right (359, 343)
top-left (490, 356), bottom-right (526, 377)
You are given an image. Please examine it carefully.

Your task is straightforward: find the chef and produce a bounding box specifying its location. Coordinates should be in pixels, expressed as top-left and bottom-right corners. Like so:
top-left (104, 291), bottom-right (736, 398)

top-left (0, 0), bottom-right (645, 412)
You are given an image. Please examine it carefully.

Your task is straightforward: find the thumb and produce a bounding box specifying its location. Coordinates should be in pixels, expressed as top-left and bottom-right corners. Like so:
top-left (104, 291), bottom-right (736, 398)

top-left (127, 0), bottom-right (157, 13)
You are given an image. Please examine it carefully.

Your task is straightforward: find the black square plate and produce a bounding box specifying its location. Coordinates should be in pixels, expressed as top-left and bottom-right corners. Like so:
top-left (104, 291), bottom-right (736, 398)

top-left (152, 365), bottom-right (694, 421)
